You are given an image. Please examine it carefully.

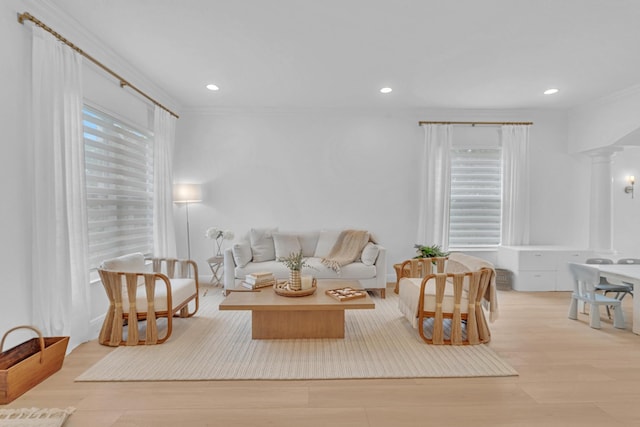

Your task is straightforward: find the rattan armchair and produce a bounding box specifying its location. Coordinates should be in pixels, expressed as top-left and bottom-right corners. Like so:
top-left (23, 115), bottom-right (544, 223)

top-left (394, 257), bottom-right (447, 294)
top-left (415, 269), bottom-right (493, 345)
top-left (97, 253), bottom-right (199, 346)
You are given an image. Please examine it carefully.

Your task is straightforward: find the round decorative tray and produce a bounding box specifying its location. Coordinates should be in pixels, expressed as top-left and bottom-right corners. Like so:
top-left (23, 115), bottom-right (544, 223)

top-left (274, 279), bottom-right (317, 297)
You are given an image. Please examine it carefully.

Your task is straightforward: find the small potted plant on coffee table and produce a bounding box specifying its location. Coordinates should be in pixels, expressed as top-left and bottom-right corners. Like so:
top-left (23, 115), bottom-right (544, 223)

top-left (278, 250), bottom-right (312, 291)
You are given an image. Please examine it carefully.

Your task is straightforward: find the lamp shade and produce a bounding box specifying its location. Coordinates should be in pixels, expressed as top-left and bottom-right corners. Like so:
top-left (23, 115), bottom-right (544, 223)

top-left (173, 183), bottom-right (202, 203)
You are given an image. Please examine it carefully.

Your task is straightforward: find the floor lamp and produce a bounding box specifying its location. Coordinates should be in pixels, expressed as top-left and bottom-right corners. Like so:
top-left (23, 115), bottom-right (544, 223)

top-left (173, 183), bottom-right (202, 260)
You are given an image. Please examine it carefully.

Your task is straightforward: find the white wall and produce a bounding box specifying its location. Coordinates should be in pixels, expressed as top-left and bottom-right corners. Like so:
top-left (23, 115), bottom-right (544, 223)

top-left (174, 108), bottom-right (589, 277)
top-left (612, 146), bottom-right (640, 256)
top-left (0, 0), bottom-right (34, 347)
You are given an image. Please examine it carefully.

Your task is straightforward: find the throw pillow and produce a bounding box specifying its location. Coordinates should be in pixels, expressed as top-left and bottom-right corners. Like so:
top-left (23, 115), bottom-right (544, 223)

top-left (296, 231), bottom-right (320, 257)
top-left (273, 233), bottom-right (302, 259)
top-left (250, 227), bottom-right (278, 262)
top-left (313, 230), bottom-right (342, 258)
top-left (232, 242), bottom-right (253, 267)
top-left (360, 242), bottom-right (379, 266)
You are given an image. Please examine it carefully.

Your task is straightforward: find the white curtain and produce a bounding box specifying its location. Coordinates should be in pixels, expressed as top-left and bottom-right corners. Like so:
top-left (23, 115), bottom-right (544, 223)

top-left (417, 124), bottom-right (452, 249)
top-left (31, 27), bottom-right (90, 348)
top-left (500, 125), bottom-right (531, 245)
top-left (153, 106), bottom-right (177, 257)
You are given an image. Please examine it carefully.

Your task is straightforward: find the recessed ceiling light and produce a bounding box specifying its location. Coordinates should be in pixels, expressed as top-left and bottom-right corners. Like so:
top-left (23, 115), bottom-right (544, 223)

top-left (380, 87), bottom-right (392, 94)
top-left (206, 84), bottom-right (219, 91)
top-left (543, 88), bottom-right (559, 95)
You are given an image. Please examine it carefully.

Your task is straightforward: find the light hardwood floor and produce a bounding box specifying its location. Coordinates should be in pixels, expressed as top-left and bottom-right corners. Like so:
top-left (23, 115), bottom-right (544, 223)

top-left (3, 285), bottom-right (640, 426)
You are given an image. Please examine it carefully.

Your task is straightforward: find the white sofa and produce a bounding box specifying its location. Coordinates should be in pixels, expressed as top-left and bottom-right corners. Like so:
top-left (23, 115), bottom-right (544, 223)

top-left (223, 228), bottom-right (387, 297)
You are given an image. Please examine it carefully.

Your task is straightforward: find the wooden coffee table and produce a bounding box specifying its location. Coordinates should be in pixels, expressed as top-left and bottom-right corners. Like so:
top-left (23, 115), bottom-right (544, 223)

top-left (218, 280), bottom-right (375, 339)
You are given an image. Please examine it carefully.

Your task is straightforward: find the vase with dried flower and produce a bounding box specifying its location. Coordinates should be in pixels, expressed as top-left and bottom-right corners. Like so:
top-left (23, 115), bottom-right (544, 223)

top-left (205, 227), bottom-right (234, 256)
top-left (278, 250), bottom-right (312, 291)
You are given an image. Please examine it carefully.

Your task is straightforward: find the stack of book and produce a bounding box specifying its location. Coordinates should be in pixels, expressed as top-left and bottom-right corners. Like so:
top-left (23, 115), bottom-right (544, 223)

top-left (242, 272), bottom-right (276, 289)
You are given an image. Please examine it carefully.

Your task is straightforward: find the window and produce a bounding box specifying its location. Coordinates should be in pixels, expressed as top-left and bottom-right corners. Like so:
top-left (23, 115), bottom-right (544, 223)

top-left (83, 105), bottom-right (154, 268)
top-left (448, 147), bottom-right (502, 248)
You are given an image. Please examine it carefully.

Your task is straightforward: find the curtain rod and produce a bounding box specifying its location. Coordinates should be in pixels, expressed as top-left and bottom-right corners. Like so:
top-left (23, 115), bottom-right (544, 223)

top-left (419, 121), bottom-right (533, 126)
top-left (17, 12), bottom-right (179, 119)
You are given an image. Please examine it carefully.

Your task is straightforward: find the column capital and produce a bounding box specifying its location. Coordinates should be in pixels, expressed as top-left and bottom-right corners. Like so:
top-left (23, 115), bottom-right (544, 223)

top-left (586, 146), bottom-right (623, 161)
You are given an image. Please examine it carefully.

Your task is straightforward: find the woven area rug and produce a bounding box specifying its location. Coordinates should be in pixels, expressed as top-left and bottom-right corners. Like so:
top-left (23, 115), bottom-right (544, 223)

top-left (76, 289), bottom-right (516, 381)
top-left (0, 407), bottom-right (75, 427)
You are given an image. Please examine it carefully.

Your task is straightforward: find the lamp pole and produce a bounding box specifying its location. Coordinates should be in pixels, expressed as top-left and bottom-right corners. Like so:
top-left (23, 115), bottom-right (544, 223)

top-left (173, 183), bottom-right (202, 261)
top-left (185, 201), bottom-right (192, 260)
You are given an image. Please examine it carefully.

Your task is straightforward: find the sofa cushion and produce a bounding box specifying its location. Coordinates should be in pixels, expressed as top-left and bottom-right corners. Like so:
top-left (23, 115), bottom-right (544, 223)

top-left (273, 233), bottom-right (302, 259)
top-left (313, 230), bottom-right (341, 258)
top-left (305, 257), bottom-right (376, 279)
top-left (297, 231), bottom-right (320, 257)
top-left (235, 257), bottom-right (376, 281)
top-left (250, 227), bottom-right (278, 262)
top-left (232, 242), bottom-right (252, 267)
top-left (360, 242), bottom-right (380, 266)
top-left (236, 261), bottom-right (289, 280)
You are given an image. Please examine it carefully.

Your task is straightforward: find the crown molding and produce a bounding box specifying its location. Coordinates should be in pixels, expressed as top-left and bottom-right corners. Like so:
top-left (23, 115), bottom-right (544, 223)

top-left (571, 84), bottom-right (640, 114)
top-left (21, 0), bottom-right (182, 115)
top-left (179, 105), bottom-right (562, 120)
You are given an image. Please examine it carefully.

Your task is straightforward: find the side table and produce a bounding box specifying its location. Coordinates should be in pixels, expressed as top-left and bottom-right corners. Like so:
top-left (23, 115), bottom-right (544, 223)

top-left (207, 255), bottom-right (224, 287)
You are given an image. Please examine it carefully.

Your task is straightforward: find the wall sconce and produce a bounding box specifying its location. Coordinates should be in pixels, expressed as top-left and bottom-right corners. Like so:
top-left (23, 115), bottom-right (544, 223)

top-left (624, 175), bottom-right (635, 199)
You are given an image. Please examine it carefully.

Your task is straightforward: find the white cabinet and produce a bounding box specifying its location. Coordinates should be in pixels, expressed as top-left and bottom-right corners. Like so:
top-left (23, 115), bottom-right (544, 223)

top-left (497, 246), bottom-right (592, 291)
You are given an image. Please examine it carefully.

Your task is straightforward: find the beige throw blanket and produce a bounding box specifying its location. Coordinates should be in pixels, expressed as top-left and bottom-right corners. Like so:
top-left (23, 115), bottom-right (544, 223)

top-left (322, 230), bottom-right (370, 274)
top-left (446, 252), bottom-right (499, 322)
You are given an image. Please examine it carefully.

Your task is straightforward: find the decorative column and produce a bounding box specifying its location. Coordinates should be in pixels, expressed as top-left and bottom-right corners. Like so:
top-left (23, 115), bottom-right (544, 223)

top-left (587, 148), bottom-right (620, 252)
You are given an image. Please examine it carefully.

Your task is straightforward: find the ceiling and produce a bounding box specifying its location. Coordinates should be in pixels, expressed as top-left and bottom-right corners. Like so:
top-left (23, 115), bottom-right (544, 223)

top-left (51, 0), bottom-right (640, 111)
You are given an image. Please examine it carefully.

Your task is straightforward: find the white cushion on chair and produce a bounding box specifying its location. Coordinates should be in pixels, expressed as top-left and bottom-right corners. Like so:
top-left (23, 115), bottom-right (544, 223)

top-left (398, 276), bottom-right (471, 328)
top-left (121, 277), bottom-right (197, 313)
top-left (421, 278), bottom-right (470, 313)
top-left (102, 253), bottom-right (148, 286)
top-left (101, 252), bottom-right (146, 272)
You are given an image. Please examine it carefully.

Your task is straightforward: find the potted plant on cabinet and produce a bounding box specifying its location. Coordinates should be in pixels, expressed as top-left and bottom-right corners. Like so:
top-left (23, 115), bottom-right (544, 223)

top-left (414, 244), bottom-right (449, 259)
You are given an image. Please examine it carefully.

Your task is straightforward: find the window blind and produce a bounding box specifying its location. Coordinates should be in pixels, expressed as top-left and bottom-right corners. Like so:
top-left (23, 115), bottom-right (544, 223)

top-left (83, 106), bottom-right (154, 268)
top-left (449, 148), bottom-right (502, 247)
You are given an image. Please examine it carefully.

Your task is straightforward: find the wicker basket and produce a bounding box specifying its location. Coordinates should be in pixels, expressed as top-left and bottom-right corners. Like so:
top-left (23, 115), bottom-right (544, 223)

top-left (274, 279), bottom-right (317, 297)
top-left (0, 325), bottom-right (69, 404)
